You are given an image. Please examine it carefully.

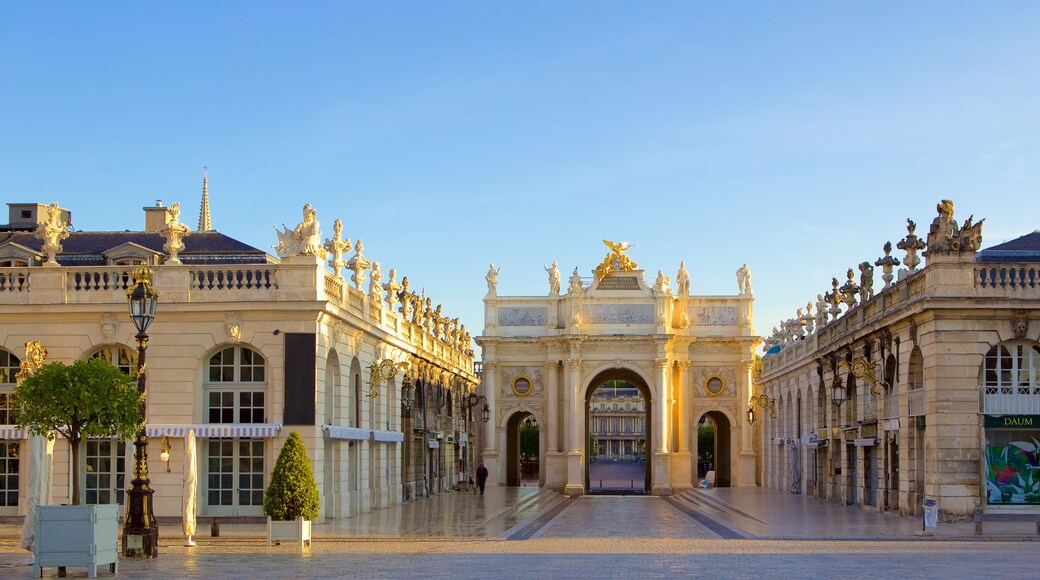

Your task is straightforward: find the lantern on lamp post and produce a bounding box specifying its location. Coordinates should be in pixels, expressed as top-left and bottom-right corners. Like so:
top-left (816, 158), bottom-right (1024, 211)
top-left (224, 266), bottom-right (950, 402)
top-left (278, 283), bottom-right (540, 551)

top-left (124, 265), bottom-right (160, 558)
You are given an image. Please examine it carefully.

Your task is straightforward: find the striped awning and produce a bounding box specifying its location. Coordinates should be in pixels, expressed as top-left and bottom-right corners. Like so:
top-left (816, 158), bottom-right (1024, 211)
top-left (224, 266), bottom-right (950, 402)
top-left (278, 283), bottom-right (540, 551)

top-left (372, 430), bottom-right (404, 443)
top-left (323, 426), bottom-right (371, 441)
top-left (0, 426), bottom-right (27, 440)
top-left (145, 424), bottom-right (282, 438)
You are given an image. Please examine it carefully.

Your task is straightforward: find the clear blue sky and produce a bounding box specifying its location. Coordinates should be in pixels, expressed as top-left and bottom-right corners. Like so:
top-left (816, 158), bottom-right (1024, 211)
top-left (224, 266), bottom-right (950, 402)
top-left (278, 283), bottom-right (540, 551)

top-left (2, 2), bottom-right (1038, 353)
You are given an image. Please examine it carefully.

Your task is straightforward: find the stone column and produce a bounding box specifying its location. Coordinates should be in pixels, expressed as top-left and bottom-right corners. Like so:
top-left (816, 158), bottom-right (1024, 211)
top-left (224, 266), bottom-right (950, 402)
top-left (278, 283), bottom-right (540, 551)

top-left (482, 361), bottom-right (499, 483)
top-left (652, 358), bottom-right (673, 495)
top-left (737, 357), bottom-right (756, 486)
top-left (546, 360), bottom-right (559, 452)
top-left (564, 356), bottom-right (584, 497)
top-left (677, 361), bottom-right (691, 453)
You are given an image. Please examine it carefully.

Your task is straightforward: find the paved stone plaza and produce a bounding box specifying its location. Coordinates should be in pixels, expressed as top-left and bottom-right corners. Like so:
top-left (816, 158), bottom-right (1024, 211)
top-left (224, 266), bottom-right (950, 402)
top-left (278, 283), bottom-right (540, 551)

top-left (3, 487), bottom-right (1040, 578)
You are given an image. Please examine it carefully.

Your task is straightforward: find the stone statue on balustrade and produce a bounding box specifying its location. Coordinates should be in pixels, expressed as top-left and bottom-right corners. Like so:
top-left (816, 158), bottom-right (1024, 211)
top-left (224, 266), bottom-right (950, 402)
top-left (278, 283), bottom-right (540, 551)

top-left (410, 292), bottom-right (425, 325)
top-left (461, 325), bottom-right (472, 356)
top-left (35, 202), bottom-right (70, 266)
top-left (545, 261), bottom-right (561, 295)
top-left (858, 262), bottom-right (874, 302)
top-left (160, 202), bottom-right (191, 265)
top-left (736, 264), bottom-right (752, 296)
top-left (896, 219), bottom-right (926, 276)
top-left (274, 203), bottom-right (328, 260)
top-left (568, 268), bottom-right (583, 295)
top-left (383, 268), bottom-right (403, 310)
top-left (346, 240), bottom-right (371, 290)
top-left (486, 264), bottom-right (500, 296)
top-left (324, 219), bottom-right (352, 278)
top-left (369, 262), bottom-right (384, 302)
top-left (676, 261), bottom-right (690, 296)
top-left (432, 305), bottom-right (446, 338)
top-left (875, 241), bottom-right (900, 289)
top-left (654, 270), bottom-right (671, 295)
top-left (815, 294), bottom-right (828, 328)
top-left (924, 199), bottom-right (985, 256)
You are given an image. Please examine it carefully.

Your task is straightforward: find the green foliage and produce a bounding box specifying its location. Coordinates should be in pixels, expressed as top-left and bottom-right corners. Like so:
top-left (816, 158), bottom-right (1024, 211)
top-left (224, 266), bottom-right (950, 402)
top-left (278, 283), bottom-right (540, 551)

top-left (13, 357), bottom-right (142, 504)
top-left (698, 423), bottom-right (715, 465)
top-left (14, 358), bottom-right (142, 442)
top-left (519, 422), bottom-right (539, 458)
top-left (263, 430), bottom-right (320, 521)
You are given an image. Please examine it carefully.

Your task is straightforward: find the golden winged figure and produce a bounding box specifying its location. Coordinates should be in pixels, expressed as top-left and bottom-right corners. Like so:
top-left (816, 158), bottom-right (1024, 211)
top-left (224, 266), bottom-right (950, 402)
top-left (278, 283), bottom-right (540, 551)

top-left (595, 239), bottom-right (638, 280)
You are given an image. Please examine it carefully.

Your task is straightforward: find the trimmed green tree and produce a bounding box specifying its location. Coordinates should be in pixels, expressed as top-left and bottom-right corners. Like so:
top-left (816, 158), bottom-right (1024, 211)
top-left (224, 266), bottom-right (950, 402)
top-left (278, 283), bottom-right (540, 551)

top-left (263, 430), bottom-right (320, 521)
top-left (13, 357), bottom-right (142, 505)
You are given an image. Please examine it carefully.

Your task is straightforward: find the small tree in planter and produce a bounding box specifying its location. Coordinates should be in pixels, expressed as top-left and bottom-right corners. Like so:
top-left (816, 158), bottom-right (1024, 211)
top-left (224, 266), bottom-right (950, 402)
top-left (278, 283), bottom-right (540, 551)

top-left (14, 357), bottom-right (142, 504)
top-left (14, 357), bottom-right (141, 576)
top-left (263, 430), bottom-right (319, 546)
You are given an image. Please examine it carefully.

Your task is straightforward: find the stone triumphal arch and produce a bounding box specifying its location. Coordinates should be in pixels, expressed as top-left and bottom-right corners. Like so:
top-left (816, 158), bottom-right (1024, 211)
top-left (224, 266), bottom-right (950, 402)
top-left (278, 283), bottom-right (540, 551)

top-left (477, 242), bottom-right (760, 496)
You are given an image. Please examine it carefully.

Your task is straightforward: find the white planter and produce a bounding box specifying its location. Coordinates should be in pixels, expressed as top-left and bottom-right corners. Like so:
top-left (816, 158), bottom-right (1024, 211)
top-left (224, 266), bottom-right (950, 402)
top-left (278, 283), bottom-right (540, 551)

top-left (34, 504), bottom-right (119, 578)
top-left (267, 516), bottom-right (312, 548)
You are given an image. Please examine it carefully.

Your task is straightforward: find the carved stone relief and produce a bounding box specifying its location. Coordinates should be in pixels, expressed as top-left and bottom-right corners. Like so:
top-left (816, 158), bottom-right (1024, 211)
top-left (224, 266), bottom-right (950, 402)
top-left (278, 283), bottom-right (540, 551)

top-left (581, 342), bottom-right (655, 355)
top-left (584, 304), bottom-right (654, 324)
top-left (101, 313), bottom-right (118, 341)
top-left (690, 342), bottom-right (735, 356)
top-left (498, 307), bottom-right (547, 327)
top-left (690, 306), bottom-right (738, 326)
top-left (692, 366), bottom-right (738, 396)
top-left (225, 311), bottom-right (242, 343)
top-left (500, 367), bottom-right (543, 398)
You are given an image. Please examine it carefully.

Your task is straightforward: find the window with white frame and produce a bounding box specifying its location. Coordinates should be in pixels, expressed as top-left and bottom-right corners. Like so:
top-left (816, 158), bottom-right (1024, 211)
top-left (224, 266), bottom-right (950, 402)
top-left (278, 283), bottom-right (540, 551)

top-left (982, 341), bottom-right (1040, 395)
top-left (85, 440), bottom-right (126, 505)
top-left (205, 346), bottom-right (267, 424)
top-left (0, 441), bottom-right (18, 508)
top-left (0, 349), bottom-right (19, 425)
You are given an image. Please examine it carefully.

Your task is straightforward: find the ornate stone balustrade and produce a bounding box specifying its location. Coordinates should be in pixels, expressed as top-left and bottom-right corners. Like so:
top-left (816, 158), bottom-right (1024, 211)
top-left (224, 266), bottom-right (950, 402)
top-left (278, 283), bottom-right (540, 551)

top-left (975, 264), bottom-right (1040, 290)
top-left (0, 269), bottom-right (30, 292)
top-left (191, 267), bottom-right (278, 291)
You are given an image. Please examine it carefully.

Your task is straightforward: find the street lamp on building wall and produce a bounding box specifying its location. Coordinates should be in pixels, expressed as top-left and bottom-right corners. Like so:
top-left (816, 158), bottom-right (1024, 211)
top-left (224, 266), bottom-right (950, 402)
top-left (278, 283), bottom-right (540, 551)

top-left (401, 375), bottom-right (414, 411)
top-left (124, 265), bottom-right (159, 558)
top-left (465, 393), bottom-right (489, 423)
top-left (830, 375), bottom-right (847, 409)
top-left (747, 394), bottom-right (777, 425)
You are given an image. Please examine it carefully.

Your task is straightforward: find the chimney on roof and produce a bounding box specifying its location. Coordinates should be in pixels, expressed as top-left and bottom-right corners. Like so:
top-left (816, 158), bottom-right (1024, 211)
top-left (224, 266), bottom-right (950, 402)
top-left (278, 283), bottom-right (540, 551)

top-left (144, 200), bottom-right (170, 233)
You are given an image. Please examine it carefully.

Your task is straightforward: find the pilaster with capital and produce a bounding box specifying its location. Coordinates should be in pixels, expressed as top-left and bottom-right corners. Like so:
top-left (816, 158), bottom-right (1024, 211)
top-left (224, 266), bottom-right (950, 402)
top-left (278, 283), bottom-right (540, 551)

top-left (566, 356), bottom-right (582, 453)
top-left (654, 358), bottom-right (670, 454)
top-left (675, 360), bottom-right (692, 452)
top-left (546, 359), bottom-right (560, 452)
top-left (483, 361), bottom-right (498, 453)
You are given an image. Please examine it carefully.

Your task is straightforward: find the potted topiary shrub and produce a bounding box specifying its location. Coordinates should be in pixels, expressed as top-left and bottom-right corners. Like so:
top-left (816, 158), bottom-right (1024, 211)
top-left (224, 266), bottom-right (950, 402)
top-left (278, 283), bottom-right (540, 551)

top-left (264, 430), bottom-right (320, 547)
top-left (14, 357), bottom-right (142, 577)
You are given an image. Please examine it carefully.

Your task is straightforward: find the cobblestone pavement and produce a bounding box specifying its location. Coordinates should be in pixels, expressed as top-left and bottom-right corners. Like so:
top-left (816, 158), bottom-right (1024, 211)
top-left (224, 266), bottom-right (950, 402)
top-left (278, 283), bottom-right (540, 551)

top-left (4, 487), bottom-right (1040, 578)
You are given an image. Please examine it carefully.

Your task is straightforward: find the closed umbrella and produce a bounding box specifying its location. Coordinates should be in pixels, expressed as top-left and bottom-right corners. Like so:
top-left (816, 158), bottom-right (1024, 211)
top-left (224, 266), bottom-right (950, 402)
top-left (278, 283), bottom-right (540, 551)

top-left (21, 435), bottom-right (54, 561)
top-left (182, 429), bottom-right (197, 546)
top-left (789, 443), bottom-right (801, 494)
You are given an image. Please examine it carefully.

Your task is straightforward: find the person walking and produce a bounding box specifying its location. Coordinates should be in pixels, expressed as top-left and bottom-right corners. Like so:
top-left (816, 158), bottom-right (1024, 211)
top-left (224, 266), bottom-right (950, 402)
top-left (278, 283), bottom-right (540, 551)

top-left (476, 463), bottom-right (489, 496)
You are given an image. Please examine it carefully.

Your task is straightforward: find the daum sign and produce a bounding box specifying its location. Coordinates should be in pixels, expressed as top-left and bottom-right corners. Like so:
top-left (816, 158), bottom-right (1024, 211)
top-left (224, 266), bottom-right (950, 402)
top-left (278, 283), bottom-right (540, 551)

top-left (984, 415), bottom-right (1040, 429)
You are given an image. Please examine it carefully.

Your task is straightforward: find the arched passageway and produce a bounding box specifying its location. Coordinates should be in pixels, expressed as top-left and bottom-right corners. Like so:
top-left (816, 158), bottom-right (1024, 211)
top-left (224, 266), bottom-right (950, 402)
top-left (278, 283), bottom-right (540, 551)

top-left (585, 369), bottom-right (651, 494)
top-left (698, 411), bottom-right (732, 487)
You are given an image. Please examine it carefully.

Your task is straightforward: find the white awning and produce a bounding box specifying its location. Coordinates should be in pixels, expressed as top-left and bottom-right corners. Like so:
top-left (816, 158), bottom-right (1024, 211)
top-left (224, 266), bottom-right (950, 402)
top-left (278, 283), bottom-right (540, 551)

top-left (146, 424), bottom-right (282, 438)
top-left (0, 426), bottom-right (27, 440)
top-left (372, 430), bottom-right (404, 443)
top-left (461, 433), bottom-right (468, 443)
top-left (323, 426), bottom-right (371, 441)
top-left (428, 439), bottom-right (440, 449)
top-left (854, 437), bottom-right (876, 447)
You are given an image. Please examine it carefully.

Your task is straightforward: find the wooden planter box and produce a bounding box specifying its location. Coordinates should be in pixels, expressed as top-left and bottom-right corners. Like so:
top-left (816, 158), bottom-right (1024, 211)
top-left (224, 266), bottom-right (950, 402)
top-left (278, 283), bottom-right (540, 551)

top-left (267, 516), bottom-right (311, 548)
top-left (34, 504), bottom-right (119, 578)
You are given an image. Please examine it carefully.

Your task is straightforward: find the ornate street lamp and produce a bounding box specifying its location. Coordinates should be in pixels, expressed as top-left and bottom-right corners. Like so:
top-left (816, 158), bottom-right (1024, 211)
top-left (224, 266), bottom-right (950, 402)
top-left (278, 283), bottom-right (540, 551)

top-left (746, 405), bottom-right (756, 426)
top-left (465, 393), bottom-right (489, 424)
top-left (124, 265), bottom-right (159, 558)
top-left (401, 375), bottom-right (414, 411)
top-left (830, 375), bottom-right (847, 409)
top-left (747, 394), bottom-right (777, 425)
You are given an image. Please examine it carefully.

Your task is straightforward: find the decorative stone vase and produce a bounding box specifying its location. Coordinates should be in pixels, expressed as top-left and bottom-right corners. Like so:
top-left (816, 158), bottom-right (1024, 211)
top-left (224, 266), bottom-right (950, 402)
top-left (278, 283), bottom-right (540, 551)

top-left (267, 516), bottom-right (311, 548)
top-left (34, 504), bottom-right (119, 578)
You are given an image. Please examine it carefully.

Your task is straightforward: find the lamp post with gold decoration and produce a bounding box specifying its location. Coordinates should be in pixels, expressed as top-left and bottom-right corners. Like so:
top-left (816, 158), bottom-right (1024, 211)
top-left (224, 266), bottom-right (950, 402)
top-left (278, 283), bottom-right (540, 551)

top-left (123, 266), bottom-right (160, 558)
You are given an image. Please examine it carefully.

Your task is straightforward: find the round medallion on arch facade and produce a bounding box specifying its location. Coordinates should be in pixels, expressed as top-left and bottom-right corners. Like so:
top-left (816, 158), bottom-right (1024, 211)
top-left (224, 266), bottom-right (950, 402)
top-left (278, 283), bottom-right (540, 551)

top-left (512, 375), bottom-right (532, 397)
top-left (704, 376), bottom-right (725, 397)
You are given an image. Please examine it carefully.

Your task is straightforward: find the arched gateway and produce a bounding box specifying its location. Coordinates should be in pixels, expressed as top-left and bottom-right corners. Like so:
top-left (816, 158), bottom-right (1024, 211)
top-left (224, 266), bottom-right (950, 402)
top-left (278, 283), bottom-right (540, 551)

top-left (477, 243), bottom-right (760, 496)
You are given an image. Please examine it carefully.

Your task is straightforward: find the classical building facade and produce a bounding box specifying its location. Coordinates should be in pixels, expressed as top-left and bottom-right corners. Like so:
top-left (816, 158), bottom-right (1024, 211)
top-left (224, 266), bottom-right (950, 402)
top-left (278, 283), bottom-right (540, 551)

top-left (477, 243), bottom-right (759, 496)
top-left (0, 190), bottom-right (478, 523)
top-left (590, 382), bottom-right (646, 460)
top-left (758, 200), bottom-right (1040, 520)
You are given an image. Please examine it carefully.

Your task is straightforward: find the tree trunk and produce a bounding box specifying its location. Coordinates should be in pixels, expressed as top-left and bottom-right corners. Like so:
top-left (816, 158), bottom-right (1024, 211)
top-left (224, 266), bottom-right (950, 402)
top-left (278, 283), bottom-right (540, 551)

top-left (70, 436), bottom-right (81, 505)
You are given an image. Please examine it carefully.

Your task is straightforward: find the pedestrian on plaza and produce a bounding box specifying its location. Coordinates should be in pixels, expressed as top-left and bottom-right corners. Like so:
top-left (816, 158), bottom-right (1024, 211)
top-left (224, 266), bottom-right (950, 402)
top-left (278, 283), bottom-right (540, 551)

top-left (476, 463), bottom-right (489, 496)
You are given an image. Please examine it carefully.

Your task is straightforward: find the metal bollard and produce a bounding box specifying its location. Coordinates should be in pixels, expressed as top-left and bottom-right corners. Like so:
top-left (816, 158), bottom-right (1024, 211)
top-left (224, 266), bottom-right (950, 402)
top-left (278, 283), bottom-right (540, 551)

top-left (211, 521), bottom-right (220, 537)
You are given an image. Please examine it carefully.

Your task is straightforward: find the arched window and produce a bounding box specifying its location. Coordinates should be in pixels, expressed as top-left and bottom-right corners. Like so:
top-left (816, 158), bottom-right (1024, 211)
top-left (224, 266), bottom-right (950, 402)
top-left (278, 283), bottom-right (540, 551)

top-left (982, 341), bottom-right (1040, 394)
top-left (89, 345), bottom-right (137, 375)
top-left (205, 346), bottom-right (266, 424)
top-left (205, 345), bottom-right (268, 515)
top-left (0, 349), bottom-right (20, 512)
top-left (908, 347), bottom-right (924, 390)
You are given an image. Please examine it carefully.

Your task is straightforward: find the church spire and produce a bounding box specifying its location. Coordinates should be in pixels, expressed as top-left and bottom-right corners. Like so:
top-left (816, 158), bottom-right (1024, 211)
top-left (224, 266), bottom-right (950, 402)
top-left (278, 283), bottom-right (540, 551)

top-left (198, 167), bottom-right (212, 231)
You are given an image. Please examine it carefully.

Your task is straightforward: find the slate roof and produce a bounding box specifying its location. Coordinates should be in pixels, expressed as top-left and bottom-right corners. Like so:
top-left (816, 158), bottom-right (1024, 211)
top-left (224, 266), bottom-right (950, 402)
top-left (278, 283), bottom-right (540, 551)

top-left (0, 231), bottom-right (272, 265)
top-left (976, 230), bottom-right (1040, 263)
